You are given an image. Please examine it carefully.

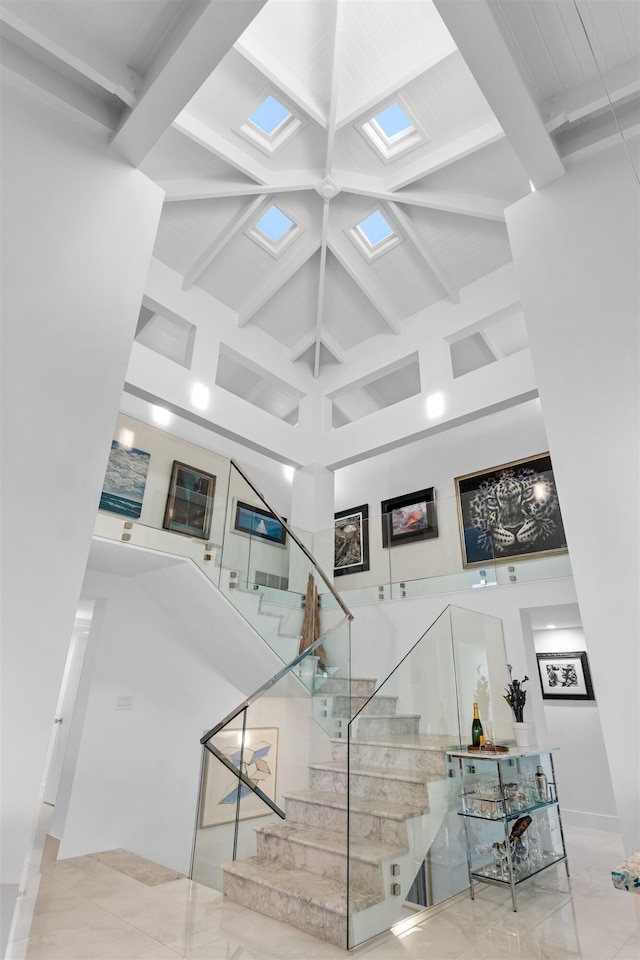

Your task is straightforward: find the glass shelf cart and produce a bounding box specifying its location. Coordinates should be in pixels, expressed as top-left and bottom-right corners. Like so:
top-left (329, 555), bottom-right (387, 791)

top-left (447, 746), bottom-right (570, 911)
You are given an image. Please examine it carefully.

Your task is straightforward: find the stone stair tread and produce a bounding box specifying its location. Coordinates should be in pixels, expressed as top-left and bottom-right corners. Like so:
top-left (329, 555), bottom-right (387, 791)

top-left (308, 759), bottom-right (446, 785)
top-left (283, 789), bottom-right (427, 820)
top-left (257, 820), bottom-right (406, 864)
top-left (223, 856), bottom-right (378, 915)
top-left (336, 733), bottom-right (459, 752)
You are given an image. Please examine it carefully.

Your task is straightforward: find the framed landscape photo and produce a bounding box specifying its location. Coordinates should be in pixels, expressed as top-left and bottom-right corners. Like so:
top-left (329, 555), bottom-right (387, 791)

top-left (99, 440), bottom-right (150, 520)
top-left (381, 488), bottom-right (437, 548)
top-left (234, 500), bottom-right (287, 545)
top-left (200, 727), bottom-right (278, 827)
top-left (334, 504), bottom-right (369, 577)
top-left (163, 461), bottom-right (215, 539)
top-left (536, 651), bottom-right (595, 701)
top-left (455, 453), bottom-right (568, 568)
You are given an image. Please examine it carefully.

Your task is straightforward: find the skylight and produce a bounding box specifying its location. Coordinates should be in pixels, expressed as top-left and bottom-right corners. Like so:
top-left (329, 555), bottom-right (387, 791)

top-left (356, 210), bottom-right (395, 248)
top-left (249, 95), bottom-right (291, 136)
top-left (255, 205), bottom-right (294, 243)
top-left (373, 103), bottom-right (413, 139)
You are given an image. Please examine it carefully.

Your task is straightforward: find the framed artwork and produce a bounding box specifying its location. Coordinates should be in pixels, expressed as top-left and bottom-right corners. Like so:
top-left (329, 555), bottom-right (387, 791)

top-left (334, 504), bottom-right (369, 577)
top-left (536, 651), bottom-right (595, 701)
top-left (381, 488), bottom-right (437, 548)
top-left (233, 500), bottom-right (287, 545)
top-left (200, 727), bottom-right (278, 827)
top-left (455, 452), bottom-right (568, 568)
top-left (163, 461), bottom-right (215, 539)
top-left (99, 440), bottom-right (150, 519)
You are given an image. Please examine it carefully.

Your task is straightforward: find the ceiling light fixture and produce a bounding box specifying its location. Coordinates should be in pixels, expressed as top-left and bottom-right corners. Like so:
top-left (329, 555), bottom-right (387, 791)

top-left (151, 405), bottom-right (172, 427)
top-left (118, 428), bottom-right (135, 450)
top-left (191, 383), bottom-right (210, 410)
top-left (426, 392), bottom-right (445, 419)
top-left (283, 465), bottom-right (295, 483)
top-left (546, 624), bottom-right (556, 629)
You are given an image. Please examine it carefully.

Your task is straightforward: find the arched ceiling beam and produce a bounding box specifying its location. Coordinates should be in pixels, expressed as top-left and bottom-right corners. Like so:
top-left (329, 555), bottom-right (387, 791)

top-left (433, 0), bottom-right (565, 189)
top-left (384, 119), bottom-right (504, 191)
top-left (0, 2), bottom-right (141, 107)
top-left (161, 177), bottom-right (320, 202)
top-left (234, 40), bottom-right (328, 130)
top-left (327, 242), bottom-right (401, 336)
top-left (336, 171), bottom-right (507, 221)
top-left (383, 201), bottom-right (459, 305)
top-left (111, 0), bottom-right (267, 167)
top-left (238, 241), bottom-right (322, 327)
top-left (182, 195), bottom-right (266, 291)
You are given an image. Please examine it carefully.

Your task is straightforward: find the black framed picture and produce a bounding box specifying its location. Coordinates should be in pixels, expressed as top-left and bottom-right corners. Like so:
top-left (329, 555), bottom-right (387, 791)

top-left (162, 461), bottom-right (215, 539)
top-left (334, 504), bottom-right (369, 577)
top-left (455, 452), bottom-right (568, 568)
top-left (536, 651), bottom-right (595, 701)
top-left (381, 488), bottom-right (437, 548)
top-left (234, 500), bottom-right (287, 545)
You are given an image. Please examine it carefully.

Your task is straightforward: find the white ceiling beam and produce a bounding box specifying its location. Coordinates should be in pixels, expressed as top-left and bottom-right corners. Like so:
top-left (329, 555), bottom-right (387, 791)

top-left (327, 242), bottom-right (401, 336)
top-left (433, 0), bottom-right (565, 189)
top-left (290, 331), bottom-right (316, 363)
top-left (111, 0), bottom-right (267, 167)
top-left (543, 56), bottom-right (640, 133)
top-left (478, 329), bottom-right (502, 361)
top-left (161, 176), bottom-right (320, 202)
top-left (182, 195), bottom-right (266, 290)
top-left (313, 201), bottom-right (331, 378)
top-left (336, 170), bottom-right (507, 221)
top-left (384, 119), bottom-right (504, 191)
top-left (384, 201), bottom-right (459, 305)
top-left (0, 35), bottom-right (120, 133)
top-left (0, 2), bottom-right (141, 106)
top-left (172, 113), bottom-right (271, 184)
top-left (239, 241), bottom-right (322, 326)
top-left (319, 331), bottom-right (346, 365)
top-left (235, 40), bottom-right (328, 129)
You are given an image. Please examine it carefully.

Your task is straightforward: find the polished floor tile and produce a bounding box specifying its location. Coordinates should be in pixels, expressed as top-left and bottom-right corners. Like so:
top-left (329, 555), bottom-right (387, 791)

top-left (6, 823), bottom-right (639, 960)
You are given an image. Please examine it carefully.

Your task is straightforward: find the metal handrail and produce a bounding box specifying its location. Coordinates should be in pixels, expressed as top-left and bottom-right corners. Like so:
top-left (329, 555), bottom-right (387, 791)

top-left (230, 458), bottom-right (354, 622)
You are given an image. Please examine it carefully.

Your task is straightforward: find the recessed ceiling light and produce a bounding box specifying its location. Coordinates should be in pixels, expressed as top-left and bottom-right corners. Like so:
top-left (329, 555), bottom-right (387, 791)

top-left (426, 392), bottom-right (445, 419)
top-left (191, 383), bottom-right (209, 410)
top-left (255, 205), bottom-right (295, 243)
top-left (118, 428), bottom-right (135, 450)
top-left (282, 465), bottom-right (295, 483)
top-left (151, 405), bottom-right (172, 427)
top-left (356, 210), bottom-right (395, 248)
top-left (249, 95), bottom-right (291, 136)
top-left (546, 623), bottom-right (556, 629)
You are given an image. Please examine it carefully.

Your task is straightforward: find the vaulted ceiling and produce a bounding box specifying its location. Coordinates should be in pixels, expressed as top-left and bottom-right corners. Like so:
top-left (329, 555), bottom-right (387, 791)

top-left (2, 0), bottom-right (638, 441)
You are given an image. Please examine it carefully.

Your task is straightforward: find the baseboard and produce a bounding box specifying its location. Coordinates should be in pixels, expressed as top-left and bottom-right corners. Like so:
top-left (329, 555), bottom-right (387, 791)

top-left (561, 808), bottom-right (620, 833)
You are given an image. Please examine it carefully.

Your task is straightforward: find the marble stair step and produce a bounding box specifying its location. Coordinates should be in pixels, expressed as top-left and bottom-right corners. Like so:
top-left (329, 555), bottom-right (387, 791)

top-left (222, 856), bottom-right (378, 949)
top-left (349, 713), bottom-right (420, 737)
top-left (308, 759), bottom-right (437, 805)
top-left (256, 821), bottom-right (405, 896)
top-left (283, 789), bottom-right (427, 844)
top-left (313, 677), bottom-right (376, 698)
top-left (324, 694), bottom-right (398, 718)
top-left (332, 734), bottom-right (453, 776)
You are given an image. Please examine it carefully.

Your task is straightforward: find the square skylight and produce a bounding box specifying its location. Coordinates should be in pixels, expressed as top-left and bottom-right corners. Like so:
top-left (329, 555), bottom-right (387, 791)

top-left (356, 210), bottom-right (395, 248)
top-left (255, 205), bottom-right (294, 243)
top-left (249, 95), bottom-right (291, 136)
top-left (373, 103), bottom-right (413, 139)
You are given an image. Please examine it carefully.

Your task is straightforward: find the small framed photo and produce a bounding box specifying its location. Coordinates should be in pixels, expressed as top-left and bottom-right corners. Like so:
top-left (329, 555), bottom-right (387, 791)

top-left (163, 461), bottom-right (215, 539)
top-left (234, 500), bottom-right (286, 545)
top-left (536, 651), bottom-right (595, 701)
top-left (334, 504), bottom-right (369, 577)
top-left (200, 727), bottom-right (278, 827)
top-left (381, 488), bottom-right (437, 548)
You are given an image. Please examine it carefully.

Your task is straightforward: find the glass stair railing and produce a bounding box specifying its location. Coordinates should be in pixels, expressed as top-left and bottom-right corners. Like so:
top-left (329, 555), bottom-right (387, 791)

top-left (192, 604), bottom-right (516, 950)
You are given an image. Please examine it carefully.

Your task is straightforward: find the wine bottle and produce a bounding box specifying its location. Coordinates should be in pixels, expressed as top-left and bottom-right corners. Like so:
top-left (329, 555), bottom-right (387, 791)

top-left (509, 815), bottom-right (532, 840)
top-left (471, 702), bottom-right (485, 747)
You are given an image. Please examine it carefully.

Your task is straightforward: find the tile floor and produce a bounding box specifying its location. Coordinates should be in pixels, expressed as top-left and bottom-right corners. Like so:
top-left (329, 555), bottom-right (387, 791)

top-left (5, 807), bottom-right (639, 960)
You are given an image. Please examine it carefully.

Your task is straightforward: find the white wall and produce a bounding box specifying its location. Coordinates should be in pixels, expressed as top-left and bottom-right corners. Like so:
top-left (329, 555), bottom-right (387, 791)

top-left (533, 627), bottom-right (618, 832)
top-left (57, 568), bottom-right (250, 871)
top-left (506, 141), bottom-right (640, 854)
top-left (0, 79), bottom-right (163, 928)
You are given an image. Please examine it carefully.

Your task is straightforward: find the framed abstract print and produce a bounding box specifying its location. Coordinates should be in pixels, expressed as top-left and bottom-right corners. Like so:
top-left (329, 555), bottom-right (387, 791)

top-left (199, 727), bottom-right (278, 827)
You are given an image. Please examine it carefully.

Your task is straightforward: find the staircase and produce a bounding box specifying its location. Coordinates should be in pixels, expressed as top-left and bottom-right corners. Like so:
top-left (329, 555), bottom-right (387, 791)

top-left (221, 677), bottom-right (456, 948)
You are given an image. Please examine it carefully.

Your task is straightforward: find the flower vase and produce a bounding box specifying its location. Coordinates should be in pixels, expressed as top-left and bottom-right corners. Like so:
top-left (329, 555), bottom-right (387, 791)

top-left (512, 721), bottom-right (533, 748)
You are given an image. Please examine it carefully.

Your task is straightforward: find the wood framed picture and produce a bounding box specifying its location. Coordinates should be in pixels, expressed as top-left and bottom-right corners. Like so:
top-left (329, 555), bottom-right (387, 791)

top-left (334, 504), bottom-right (369, 577)
top-left (162, 461), bottom-right (215, 539)
top-left (381, 488), bottom-right (437, 548)
top-left (99, 440), bottom-right (150, 519)
top-left (233, 500), bottom-right (287, 545)
top-left (200, 727), bottom-right (278, 827)
top-left (455, 452), bottom-right (568, 568)
top-left (536, 651), bottom-right (595, 701)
